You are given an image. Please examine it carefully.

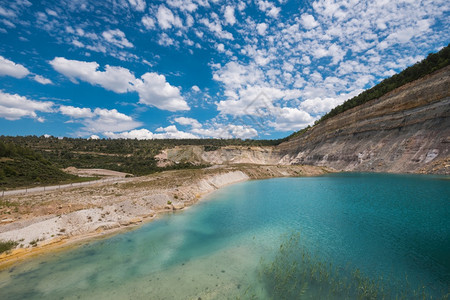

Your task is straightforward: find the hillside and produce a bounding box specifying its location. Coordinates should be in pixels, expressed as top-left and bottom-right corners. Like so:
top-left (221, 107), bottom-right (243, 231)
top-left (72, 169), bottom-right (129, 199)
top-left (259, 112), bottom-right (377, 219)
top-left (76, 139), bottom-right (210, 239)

top-left (277, 65), bottom-right (450, 174)
top-left (0, 137), bottom-right (279, 178)
top-left (0, 141), bottom-right (82, 189)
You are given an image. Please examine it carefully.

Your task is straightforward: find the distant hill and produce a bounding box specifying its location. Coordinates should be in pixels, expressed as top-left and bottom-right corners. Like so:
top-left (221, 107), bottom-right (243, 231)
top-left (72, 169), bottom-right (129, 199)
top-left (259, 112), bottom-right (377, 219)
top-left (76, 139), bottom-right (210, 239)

top-left (0, 137), bottom-right (279, 177)
top-left (0, 141), bottom-right (79, 189)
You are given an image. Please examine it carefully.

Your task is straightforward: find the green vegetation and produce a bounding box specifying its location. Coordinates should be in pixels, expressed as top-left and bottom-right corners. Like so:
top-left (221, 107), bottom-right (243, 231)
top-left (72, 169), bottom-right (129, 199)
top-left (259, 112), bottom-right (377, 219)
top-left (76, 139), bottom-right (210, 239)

top-left (0, 240), bottom-right (18, 254)
top-left (29, 239), bottom-right (39, 247)
top-left (318, 44), bottom-right (450, 123)
top-left (0, 141), bottom-right (81, 189)
top-left (259, 233), bottom-right (445, 299)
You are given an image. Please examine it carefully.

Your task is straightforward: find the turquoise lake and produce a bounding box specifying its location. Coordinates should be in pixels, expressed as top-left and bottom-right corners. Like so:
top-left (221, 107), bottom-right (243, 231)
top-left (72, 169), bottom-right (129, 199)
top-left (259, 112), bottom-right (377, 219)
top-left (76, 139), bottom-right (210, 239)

top-left (0, 173), bottom-right (449, 299)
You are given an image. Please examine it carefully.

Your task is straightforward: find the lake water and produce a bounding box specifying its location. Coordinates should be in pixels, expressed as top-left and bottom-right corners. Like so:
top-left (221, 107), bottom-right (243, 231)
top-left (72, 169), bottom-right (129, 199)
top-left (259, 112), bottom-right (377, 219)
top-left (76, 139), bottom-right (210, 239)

top-left (0, 173), bottom-right (449, 299)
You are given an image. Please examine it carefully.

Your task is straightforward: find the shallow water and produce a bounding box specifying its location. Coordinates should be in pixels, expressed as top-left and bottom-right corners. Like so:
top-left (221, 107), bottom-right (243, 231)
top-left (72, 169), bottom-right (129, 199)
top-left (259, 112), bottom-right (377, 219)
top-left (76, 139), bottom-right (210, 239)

top-left (0, 173), bottom-right (449, 299)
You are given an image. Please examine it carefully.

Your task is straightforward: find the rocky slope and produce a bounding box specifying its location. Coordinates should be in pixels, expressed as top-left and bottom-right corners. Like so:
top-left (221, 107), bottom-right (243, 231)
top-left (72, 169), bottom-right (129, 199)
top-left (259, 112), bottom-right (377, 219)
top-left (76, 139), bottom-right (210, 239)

top-left (156, 145), bottom-right (283, 166)
top-left (278, 65), bottom-right (450, 174)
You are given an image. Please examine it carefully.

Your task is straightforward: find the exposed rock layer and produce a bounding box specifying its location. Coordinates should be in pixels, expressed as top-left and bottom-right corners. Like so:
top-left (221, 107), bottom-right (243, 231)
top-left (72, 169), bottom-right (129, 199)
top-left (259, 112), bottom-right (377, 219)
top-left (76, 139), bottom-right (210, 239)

top-left (277, 66), bottom-right (450, 174)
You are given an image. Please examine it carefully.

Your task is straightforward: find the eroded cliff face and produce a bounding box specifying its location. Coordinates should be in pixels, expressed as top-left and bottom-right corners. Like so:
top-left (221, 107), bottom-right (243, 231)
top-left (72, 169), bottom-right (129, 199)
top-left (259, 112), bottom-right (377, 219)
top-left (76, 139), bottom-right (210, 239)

top-left (156, 145), bottom-right (284, 166)
top-left (278, 66), bottom-right (450, 174)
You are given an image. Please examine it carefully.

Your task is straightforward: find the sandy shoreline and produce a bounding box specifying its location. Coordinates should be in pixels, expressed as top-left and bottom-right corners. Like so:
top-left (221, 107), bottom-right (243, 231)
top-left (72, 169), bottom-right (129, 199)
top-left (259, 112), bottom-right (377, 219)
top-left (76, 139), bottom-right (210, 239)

top-left (0, 164), bottom-right (332, 269)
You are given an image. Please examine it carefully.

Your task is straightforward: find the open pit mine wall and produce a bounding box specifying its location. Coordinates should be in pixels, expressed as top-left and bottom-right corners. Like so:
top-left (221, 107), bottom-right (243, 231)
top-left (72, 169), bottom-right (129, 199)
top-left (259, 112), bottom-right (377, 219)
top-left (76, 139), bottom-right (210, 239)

top-left (277, 65), bottom-right (450, 174)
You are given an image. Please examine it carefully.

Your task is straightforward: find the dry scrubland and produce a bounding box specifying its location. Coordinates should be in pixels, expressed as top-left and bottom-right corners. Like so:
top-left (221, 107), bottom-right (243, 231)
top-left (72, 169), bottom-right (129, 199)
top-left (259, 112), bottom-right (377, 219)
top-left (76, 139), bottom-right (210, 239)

top-left (0, 164), bottom-right (331, 267)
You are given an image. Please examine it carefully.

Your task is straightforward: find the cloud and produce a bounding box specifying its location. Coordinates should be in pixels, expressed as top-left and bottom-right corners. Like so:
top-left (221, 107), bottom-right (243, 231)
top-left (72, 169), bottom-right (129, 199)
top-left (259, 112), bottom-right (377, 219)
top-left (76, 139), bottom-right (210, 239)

top-left (104, 129), bottom-right (155, 140)
top-left (51, 57), bottom-right (190, 112)
top-left (158, 32), bottom-right (177, 47)
top-left (105, 126), bottom-right (199, 139)
top-left (59, 105), bottom-right (142, 134)
top-left (299, 91), bottom-right (361, 115)
top-left (256, 0), bottom-right (280, 18)
top-left (173, 116), bottom-right (259, 139)
top-left (142, 16), bottom-right (155, 29)
top-left (224, 6), bottom-right (236, 25)
top-left (128, 0), bottom-right (146, 12)
top-left (212, 61), bottom-right (264, 90)
top-left (268, 107), bottom-right (315, 131)
top-left (191, 124), bottom-right (258, 139)
top-left (0, 91), bottom-right (53, 121)
top-left (0, 56), bottom-right (30, 78)
top-left (300, 14), bottom-right (319, 29)
top-left (45, 8), bottom-right (58, 17)
top-left (33, 75), bottom-right (53, 85)
top-left (191, 85), bottom-right (200, 92)
top-left (157, 5), bottom-right (183, 29)
top-left (50, 57), bottom-right (135, 93)
top-left (0, 7), bottom-right (16, 18)
top-left (167, 0), bottom-right (199, 12)
top-left (84, 108), bottom-right (141, 133)
top-left (134, 72), bottom-right (189, 111)
top-left (200, 18), bottom-right (234, 40)
top-left (216, 43), bottom-right (225, 52)
top-left (174, 117), bottom-right (202, 129)
top-left (102, 29), bottom-right (133, 48)
top-left (256, 23), bottom-right (268, 35)
top-left (59, 105), bottom-right (95, 118)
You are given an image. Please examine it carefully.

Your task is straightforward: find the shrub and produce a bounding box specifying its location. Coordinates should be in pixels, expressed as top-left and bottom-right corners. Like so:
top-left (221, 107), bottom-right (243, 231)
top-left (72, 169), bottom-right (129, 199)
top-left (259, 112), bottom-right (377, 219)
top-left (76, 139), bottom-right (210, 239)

top-left (0, 240), bottom-right (18, 254)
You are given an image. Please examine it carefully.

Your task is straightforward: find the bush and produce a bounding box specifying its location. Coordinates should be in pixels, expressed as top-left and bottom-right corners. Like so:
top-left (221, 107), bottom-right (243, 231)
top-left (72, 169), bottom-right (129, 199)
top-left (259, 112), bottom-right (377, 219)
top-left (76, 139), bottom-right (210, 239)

top-left (0, 240), bottom-right (18, 254)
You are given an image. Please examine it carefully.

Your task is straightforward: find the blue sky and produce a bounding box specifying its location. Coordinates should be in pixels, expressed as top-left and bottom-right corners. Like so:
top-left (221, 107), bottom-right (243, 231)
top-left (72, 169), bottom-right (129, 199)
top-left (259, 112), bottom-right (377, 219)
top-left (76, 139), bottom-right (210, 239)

top-left (0, 0), bottom-right (448, 140)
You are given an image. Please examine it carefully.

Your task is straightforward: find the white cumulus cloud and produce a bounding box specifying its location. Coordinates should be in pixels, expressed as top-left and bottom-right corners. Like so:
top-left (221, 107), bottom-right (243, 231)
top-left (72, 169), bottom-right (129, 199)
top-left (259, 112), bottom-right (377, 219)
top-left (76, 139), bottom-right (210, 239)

top-left (134, 72), bottom-right (189, 111)
top-left (59, 105), bottom-right (95, 118)
top-left (174, 117), bottom-right (202, 129)
top-left (50, 57), bottom-right (135, 93)
top-left (50, 57), bottom-right (190, 112)
top-left (0, 91), bottom-right (53, 121)
top-left (59, 105), bottom-right (142, 134)
top-left (0, 56), bottom-right (30, 78)
top-left (105, 126), bottom-right (198, 139)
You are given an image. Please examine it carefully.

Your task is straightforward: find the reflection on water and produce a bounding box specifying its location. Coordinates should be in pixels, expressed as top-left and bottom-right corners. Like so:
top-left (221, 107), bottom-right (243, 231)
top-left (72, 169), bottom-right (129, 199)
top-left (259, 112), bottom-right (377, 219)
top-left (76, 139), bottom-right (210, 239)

top-left (0, 173), bottom-right (449, 299)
